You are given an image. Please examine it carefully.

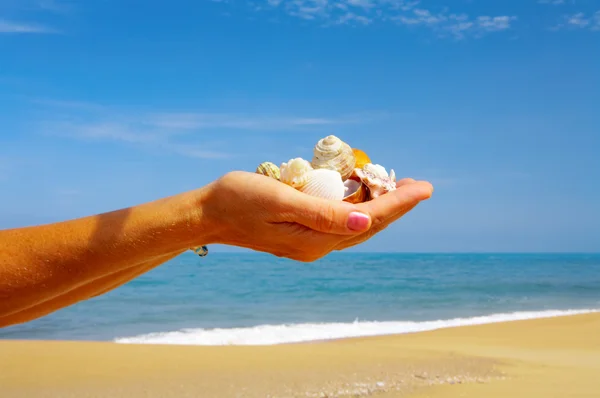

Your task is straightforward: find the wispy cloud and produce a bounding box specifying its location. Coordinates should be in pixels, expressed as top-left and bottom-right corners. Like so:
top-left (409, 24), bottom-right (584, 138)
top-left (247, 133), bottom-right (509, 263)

top-left (147, 112), bottom-right (355, 130)
top-left (36, 0), bottom-right (75, 14)
top-left (2, 0), bottom-right (74, 13)
top-left (392, 10), bottom-right (517, 39)
top-left (255, 0), bottom-right (517, 38)
top-left (33, 99), bottom-right (375, 159)
top-left (334, 12), bottom-right (373, 25)
top-left (538, 0), bottom-right (566, 5)
top-left (29, 98), bottom-right (107, 111)
top-left (0, 19), bottom-right (57, 34)
top-left (553, 10), bottom-right (600, 30)
top-left (44, 121), bottom-right (164, 145)
top-left (39, 119), bottom-right (234, 159)
top-left (0, 0), bottom-right (72, 34)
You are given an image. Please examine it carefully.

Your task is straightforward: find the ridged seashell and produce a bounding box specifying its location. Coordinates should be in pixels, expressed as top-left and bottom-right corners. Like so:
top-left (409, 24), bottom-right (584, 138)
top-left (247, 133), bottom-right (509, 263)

top-left (311, 135), bottom-right (356, 181)
top-left (343, 179), bottom-right (369, 204)
top-left (255, 161), bottom-right (280, 180)
top-left (280, 158), bottom-right (313, 188)
top-left (298, 168), bottom-right (346, 201)
top-left (355, 163), bottom-right (397, 199)
top-left (352, 148), bottom-right (371, 170)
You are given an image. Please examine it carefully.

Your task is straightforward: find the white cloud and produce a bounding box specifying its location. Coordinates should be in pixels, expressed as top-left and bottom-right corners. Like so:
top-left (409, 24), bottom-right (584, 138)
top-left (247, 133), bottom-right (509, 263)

top-left (538, 0), bottom-right (565, 5)
top-left (30, 98), bottom-right (106, 111)
top-left (161, 143), bottom-right (233, 159)
top-left (554, 10), bottom-right (600, 30)
top-left (0, 19), bottom-right (57, 34)
top-left (39, 119), bottom-right (233, 159)
top-left (346, 0), bottom-right (375, 9)
top-left (46, 121), bottom-right (164, 144)
top-left (476, 15), bottom-right (516, 32)
top-left (391, 8), bottom-right (517, 39)
top-left (0, 0), bottom-right (72, 34)
top-left (567, 12), bottom-right (590, 26)
top-left (33, 99), bottom-right (375, 159)
top-left (334, 12), bottom-right (372, 25)
top-left (36, 0), bottom-right (74, 13)
top-left (257, 0), bottom-right (516, 38)
top-left (146, 112), bottom-right (352, 130)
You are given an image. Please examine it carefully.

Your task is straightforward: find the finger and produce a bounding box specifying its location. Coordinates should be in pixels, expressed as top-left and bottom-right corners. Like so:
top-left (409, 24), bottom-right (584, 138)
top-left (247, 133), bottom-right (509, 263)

top-left (331, 180), bottom-right (433, 252)
top-left (396, 178), bottom-right (416, 188)
top-left (333, 201), bottom-right (422, 252)
top-left (356, 181), bottom-right (433, 228)
top-left (276, 190), bottom-right (372, 235)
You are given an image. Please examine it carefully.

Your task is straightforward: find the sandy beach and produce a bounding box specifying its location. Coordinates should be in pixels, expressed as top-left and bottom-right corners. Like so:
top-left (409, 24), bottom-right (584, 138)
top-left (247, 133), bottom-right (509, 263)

top-left (1, 312), bottom-right (598, 397)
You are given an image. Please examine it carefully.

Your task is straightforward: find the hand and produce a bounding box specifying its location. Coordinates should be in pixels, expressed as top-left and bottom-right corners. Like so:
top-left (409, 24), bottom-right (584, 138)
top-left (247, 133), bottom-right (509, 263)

top-left (333, 177), bottom-right (429, 251)
top-left (199, 171), bottom-right (433, 262)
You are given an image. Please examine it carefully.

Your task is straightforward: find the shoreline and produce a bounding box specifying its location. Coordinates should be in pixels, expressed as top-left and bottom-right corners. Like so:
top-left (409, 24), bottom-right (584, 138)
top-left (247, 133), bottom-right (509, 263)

top-left (1, 312), bottom-right (599, 397)
top-left (110, 307), bottom-right (599, 346)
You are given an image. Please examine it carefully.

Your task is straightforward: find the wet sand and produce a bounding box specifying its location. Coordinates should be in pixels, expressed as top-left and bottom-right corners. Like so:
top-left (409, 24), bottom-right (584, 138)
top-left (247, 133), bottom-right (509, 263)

top-left (1, 313), bottom-right (598, 397)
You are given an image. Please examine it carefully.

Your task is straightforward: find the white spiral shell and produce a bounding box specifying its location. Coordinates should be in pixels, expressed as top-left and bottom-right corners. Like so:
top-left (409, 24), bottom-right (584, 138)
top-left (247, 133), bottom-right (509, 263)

top-left (311, 135), bottom-right (356, 181)
top-left (298, 169), bottom-right (346, 200)
top-left (280, 157), bottom-right (313, 188)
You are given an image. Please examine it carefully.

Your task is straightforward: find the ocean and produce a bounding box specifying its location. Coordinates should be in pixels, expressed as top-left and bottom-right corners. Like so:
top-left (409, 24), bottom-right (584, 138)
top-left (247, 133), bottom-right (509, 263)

top-left (1, 253), bottom-right (599, 345)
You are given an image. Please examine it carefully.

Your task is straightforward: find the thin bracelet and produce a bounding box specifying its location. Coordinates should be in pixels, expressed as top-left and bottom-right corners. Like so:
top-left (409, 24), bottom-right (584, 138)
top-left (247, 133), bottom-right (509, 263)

top-left (191, 245), bottom-right (209, 257)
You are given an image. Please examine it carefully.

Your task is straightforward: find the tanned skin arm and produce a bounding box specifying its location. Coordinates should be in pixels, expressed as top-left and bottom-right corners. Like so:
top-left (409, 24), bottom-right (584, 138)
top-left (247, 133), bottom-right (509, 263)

top-left (0, 188), bottom-right (212, 326)
top-left (0, 253), bottom-right (181, 327)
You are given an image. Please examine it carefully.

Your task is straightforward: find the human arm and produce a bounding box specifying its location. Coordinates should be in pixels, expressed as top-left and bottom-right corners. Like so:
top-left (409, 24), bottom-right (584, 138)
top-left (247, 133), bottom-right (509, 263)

top-left (0, 189), bottom-right (209, 325)
top-left (0, 171), bottom-right (433, 327)
top-left (0, 253), bottom-right (180, 326)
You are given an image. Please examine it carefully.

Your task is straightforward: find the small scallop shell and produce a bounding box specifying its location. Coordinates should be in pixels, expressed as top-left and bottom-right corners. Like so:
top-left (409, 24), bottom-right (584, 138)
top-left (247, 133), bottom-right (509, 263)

top-left (352, 148), bottom-right (371, 170)
top-left (355, 164), bottom-right (397, 199)
top-left (280, 157), bottom-right (313, 188)
top-left (311, 135), bottom-right (356, 181)
top-left (343, 178), bottom-right (369, 204)
top-left (256, 161), bottom-right (280, 180)
top-left (298, 168), bottom-right (346, 200)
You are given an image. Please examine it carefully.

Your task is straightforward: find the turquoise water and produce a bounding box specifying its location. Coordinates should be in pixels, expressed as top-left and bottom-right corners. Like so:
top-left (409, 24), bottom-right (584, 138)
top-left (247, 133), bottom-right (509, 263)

top-left (1, 253), bottom-right (599, 344)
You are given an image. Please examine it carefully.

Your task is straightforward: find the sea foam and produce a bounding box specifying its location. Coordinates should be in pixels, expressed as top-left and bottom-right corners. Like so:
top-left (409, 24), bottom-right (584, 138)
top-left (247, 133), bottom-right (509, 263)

top-left (113, 309), bottom-right (598, 346)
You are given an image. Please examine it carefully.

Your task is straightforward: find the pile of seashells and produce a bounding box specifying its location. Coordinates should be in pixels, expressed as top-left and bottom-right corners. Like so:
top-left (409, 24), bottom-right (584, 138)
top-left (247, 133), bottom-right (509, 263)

top-left (255, 135), bottom-right (396, 203)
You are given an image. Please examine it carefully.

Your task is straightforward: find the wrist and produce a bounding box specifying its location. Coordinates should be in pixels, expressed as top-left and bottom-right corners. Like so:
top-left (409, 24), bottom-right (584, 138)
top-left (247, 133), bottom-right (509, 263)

top-left (159, 185), bottom-right (220, 251)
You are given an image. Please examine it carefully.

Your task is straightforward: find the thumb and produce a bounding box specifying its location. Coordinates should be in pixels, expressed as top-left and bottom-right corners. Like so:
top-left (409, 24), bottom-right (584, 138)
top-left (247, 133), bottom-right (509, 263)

top-left (280, 191), bottom-right (372, 235)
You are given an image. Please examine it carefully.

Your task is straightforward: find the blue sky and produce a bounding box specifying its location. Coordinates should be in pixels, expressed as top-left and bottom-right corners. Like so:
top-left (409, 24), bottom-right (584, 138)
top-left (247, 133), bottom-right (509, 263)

top-left (1, 0), bottom-right (599, 253)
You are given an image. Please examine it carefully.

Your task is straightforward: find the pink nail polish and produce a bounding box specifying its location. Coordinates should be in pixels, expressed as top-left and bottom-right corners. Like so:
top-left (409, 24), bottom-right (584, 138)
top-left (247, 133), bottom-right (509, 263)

top-left (347, 212), bottom-right (370, 231)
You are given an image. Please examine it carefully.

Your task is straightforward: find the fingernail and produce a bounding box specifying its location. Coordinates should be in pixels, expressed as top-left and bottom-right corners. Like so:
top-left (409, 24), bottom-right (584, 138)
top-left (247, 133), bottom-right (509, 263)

top-left (347, 212), bottom-right (370, 231)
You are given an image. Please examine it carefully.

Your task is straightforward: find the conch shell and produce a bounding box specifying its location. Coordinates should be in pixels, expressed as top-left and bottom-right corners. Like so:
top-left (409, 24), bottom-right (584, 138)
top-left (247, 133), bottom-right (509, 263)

top-left (280, 157), bottom-right (313, 188)
top-left (343, 179), bottom-right (369, 203)
top-left (298, 168), bottom-right (346, 200)
top-left (256, 161), bottom-right (280, 180)
top-left (352, 148), bottom-right (371, 170)
top-left (355, 163), bottom-right (397, 199)
top-left (311, 135), bottom-right (356, 181)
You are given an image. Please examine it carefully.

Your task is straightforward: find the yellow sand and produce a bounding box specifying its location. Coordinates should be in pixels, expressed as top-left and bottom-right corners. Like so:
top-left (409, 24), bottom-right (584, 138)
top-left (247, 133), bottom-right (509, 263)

top-left (1, 313), bottom-right (598, 397)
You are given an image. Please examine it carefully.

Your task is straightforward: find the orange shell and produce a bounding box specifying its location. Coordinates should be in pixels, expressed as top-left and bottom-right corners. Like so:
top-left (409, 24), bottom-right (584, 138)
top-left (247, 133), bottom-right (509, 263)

top-left (352, 148), bottom-right (371, 169)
